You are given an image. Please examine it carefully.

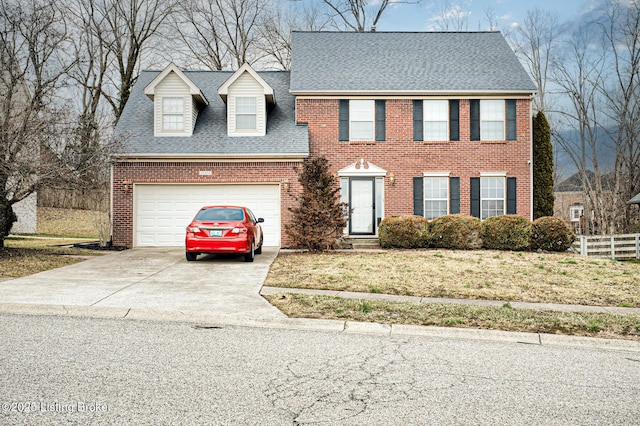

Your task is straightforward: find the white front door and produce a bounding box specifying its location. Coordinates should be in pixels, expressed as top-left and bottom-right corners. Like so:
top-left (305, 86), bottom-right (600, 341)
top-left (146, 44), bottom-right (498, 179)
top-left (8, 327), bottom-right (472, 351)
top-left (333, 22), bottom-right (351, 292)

top-left (350, 178), bottom-right (375, 234)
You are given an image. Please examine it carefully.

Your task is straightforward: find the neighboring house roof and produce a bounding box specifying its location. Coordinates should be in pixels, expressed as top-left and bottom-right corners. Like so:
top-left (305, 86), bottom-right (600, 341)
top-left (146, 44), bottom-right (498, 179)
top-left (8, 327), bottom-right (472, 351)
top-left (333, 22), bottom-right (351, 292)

top-left (115, 70), bottom-right (308, 158)
top-left (629, 192), bottom-right (640, 205)
top-left (555, 171), bottom-right (615, 193)
top-left (290, 31), bottom-right (537, 95)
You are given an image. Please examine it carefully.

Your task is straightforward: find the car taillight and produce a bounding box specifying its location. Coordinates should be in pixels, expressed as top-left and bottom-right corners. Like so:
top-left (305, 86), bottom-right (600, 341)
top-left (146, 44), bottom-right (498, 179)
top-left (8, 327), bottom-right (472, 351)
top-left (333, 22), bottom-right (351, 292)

top-left (231, 227), bottom-right (247, 234)
top-left (188, 227), bottom-right (200, 233)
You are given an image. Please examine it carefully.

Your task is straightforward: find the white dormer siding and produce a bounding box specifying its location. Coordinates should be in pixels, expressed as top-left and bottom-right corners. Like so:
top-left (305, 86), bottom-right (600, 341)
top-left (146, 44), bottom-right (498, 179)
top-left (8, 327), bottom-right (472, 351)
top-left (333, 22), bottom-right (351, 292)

top-left (227, 71), bottom-right (266, 136)
top-left (153, 72), bottom-right (196, 137)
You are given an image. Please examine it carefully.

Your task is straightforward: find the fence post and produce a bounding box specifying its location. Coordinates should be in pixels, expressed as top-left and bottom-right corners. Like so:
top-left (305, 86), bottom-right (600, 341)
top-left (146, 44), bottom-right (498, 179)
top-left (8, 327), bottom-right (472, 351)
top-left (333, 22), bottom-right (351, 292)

top-left (610, 235), bottom-right (615, 260)
top-left (580, 236), bottom-right (587, 256)
top-left (636, 235), bottom-right (639, 260)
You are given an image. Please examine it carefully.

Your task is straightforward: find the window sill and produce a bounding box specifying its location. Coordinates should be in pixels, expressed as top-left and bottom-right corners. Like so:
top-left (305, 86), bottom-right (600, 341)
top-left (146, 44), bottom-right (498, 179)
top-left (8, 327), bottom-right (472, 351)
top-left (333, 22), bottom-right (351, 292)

top-left (348, 140), bottom-right (378, 145)
top-left (422, 140), bottom-right (450, 145)
top-left (480, 140), bottom-right (508, 144)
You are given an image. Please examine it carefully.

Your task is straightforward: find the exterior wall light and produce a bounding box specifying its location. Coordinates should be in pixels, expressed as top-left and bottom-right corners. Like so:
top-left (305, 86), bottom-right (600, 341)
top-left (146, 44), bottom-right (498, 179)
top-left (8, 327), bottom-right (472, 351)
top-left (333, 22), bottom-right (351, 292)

top-left (282, 179), bottom-right (290, 192)
top-left (388, 173), bottom-right (395, 186)
top-left (123, 180), bottom-right (133, 193)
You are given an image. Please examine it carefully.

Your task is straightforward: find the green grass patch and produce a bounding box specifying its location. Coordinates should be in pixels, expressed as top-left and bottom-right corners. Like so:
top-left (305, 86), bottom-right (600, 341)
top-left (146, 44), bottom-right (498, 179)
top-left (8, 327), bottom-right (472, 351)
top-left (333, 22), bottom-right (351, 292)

top-left (266, 293), bottom-right (640, 341)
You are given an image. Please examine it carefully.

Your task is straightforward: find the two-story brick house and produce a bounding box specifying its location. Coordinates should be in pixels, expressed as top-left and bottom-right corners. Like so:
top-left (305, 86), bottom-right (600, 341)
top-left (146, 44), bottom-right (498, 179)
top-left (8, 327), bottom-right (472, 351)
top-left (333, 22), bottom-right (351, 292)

top-left (111, 31), bottom-right (536, 248)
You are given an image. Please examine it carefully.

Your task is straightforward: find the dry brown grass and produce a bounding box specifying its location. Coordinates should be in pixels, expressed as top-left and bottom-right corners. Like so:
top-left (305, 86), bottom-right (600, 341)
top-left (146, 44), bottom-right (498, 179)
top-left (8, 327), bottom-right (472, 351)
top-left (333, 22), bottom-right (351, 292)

top-left (265, 293), bottom-right (640, 341)
top-left (265, 250), bottom-right (640, 307)
top-left (37, 207), bottom-right (108, 238)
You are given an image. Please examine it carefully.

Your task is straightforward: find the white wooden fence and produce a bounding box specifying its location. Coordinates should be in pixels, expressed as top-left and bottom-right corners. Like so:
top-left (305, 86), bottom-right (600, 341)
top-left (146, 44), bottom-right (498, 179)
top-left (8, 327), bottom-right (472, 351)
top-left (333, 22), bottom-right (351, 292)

top-left (572, 234), bottom-right (640, 259)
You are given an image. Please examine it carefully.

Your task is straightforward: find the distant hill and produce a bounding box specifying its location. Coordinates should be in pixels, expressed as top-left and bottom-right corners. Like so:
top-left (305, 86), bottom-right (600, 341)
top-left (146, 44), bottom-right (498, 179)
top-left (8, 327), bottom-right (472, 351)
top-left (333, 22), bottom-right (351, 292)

top-left (551, 127), bottom-right (616, 181)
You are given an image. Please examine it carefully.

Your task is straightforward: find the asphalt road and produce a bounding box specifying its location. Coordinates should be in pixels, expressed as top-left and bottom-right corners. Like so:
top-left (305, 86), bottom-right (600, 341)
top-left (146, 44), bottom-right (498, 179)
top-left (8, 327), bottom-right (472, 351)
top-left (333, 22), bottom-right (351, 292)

top-left (1, 314), bottom-right (639, 425)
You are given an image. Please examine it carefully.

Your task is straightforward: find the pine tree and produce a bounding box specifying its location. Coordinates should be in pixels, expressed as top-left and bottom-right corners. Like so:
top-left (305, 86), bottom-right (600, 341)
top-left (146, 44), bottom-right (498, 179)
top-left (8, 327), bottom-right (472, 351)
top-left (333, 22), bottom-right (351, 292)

top-left (533, 111), bottom-right (555, 219)
top-left (286, 156), bottom-right (348, 251)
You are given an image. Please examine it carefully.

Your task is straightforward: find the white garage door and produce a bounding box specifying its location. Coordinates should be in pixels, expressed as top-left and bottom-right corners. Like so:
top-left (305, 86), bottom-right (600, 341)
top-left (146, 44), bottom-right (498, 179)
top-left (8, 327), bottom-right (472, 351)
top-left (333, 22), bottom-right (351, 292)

top-left (134, 184), bottom-right (280, 247)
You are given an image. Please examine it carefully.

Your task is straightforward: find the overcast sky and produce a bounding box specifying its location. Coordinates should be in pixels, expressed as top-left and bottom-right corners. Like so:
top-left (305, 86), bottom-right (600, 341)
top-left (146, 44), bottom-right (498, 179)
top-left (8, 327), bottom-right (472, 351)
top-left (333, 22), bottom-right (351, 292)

top-left (376, 0), bottom-right (594, 32)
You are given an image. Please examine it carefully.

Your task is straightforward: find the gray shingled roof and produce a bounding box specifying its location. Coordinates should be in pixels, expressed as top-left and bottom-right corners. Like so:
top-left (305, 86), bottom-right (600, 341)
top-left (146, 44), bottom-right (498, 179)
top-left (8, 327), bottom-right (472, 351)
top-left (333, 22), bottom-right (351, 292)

top-left (115, 71), bottom-right (308, 156)
top-left (290, 31), bottom-right (537, 93)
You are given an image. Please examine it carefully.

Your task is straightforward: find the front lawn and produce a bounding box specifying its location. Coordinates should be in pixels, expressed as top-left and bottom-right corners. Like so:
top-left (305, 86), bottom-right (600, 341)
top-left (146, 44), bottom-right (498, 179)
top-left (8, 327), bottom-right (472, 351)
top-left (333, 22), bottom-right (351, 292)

top-left (265, 250), bottom-right (640, 307)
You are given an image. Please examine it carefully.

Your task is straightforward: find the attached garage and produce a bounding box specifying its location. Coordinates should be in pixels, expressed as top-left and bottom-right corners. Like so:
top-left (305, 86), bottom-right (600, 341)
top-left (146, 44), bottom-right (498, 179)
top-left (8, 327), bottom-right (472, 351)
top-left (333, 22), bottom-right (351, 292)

top-left (134, 184), bottom-right (281, 247)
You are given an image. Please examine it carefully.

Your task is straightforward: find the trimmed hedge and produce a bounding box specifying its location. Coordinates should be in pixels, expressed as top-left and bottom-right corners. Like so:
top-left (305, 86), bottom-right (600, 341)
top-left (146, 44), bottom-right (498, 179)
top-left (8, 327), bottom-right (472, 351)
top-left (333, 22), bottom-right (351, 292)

top-left (482, 215), bottom-right (532, 251)
top-left (429, 214), bottom-right (482, 250)
top-left (530, 216), bottom-right (575, 252)
top-left (379, 215), bottom-right (430, 249)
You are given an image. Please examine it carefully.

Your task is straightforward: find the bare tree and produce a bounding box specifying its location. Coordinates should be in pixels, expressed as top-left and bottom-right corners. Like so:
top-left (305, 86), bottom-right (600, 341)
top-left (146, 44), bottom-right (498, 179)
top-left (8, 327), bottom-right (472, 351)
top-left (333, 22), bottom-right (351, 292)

top-left (596, 0), bottom-right (640, 233)
top-left (427, 0), bottom-right (469, 31)
top-left (257, 1), bottom-right (330, 70)
top-left (511, 8), bottom-right (559, 114)
top-left (321, 0), bottom-right (419, 32)
top-left (0, 0), bottom-right (75, 246)
top-left (91, 0), bottom-right (177, 122)
top-left (552, 26), bottom-right (611, 234)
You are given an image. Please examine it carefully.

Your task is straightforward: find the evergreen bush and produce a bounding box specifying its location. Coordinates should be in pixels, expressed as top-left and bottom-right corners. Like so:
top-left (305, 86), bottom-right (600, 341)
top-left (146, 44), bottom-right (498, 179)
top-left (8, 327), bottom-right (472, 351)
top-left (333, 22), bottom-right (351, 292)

top-left (429, 214), bottom-right (482, 249)
top-left (378, 215), bottom-right (430, 249)
top-left (530, 216), bottom-right (575, 252)
top-left (482, 215), bottom-right (532, 251)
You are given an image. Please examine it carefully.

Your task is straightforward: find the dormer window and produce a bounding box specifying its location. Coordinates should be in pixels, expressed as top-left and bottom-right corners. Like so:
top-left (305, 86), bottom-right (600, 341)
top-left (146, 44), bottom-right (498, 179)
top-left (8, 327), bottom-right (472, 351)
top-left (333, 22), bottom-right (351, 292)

top-left (235, 97), bottom-right (257, 131)
top-left (218, 63), bottom-right (275, 137)
top-left (144, 63), bottom-right (208, 137)
top-left (162, 97), bottom-right (184, 131)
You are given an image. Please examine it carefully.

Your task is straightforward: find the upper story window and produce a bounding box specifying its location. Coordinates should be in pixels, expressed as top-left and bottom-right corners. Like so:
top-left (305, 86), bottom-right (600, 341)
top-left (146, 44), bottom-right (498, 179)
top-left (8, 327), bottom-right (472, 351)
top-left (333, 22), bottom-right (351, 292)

top-left (162, 97), bottom-right (184, 131)
top-left (570, 205), bottom-right (584, 222)
top-left (480, 100), bottom-right (504, 140)
top-left (471, 99), bottom-right (516, 141)
top-left (424, 100), bottom-right (448, 141)
top-left (349, 100), bottom-right (374, 140)
top-left (481, 176), bottom-right (505, 219)
top-left (235, 97), bottom-right (257, 131)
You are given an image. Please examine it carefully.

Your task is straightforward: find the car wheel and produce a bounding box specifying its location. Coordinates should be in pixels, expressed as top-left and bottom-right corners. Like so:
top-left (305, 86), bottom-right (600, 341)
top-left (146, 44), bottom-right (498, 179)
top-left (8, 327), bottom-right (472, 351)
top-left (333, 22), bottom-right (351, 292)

top-left (244, 241), bottom-right (255, 262)
top-left (186, 252), bottom-right (197, 262)
top-left (255, 237), bottom-right (263, 255)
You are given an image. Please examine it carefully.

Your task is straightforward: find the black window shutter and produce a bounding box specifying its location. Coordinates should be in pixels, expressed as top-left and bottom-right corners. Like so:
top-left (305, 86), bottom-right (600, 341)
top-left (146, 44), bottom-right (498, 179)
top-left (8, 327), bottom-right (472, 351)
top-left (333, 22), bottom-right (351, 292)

top-left (413, 100), bottom-right (423, 141)
top-left (507, 177), bottom-right (517, 214)
top-left (449, 100), bottom-right (460, 141)
top-left (413, 177), bottom-right (424, 216)
top-left (506, 99), bottom-right (517, 141)
top-left (470, 177), bottom-right (480, 218)
top-left (470, 99), bottom-right (480, 141)
top-left (449, 177), bottom-right (460, 214)
top-left (375, 100), bottom-right (385, 141)
top-left (339, 100), bottom-right (349, 141)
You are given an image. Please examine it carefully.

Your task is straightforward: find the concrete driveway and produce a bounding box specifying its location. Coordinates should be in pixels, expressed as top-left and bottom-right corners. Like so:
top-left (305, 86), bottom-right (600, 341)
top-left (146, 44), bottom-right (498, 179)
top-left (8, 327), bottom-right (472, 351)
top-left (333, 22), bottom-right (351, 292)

top-left (0, 247), bottom-right (285, 321)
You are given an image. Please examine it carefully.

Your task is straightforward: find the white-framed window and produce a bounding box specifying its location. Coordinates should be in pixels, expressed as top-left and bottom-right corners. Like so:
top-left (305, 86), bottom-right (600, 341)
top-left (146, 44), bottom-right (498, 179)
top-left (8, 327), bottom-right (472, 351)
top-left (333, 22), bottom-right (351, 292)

top-left (424, 100), bottom-right (448, 141)
top-left (162, 97), bottom-right (184, 131)
top-left (424, 176), bottom-right (449, 219)
top-left (481, 176), bottom-right (505, 219)
top-left (236, 96), bottom-right (257, 130)
top-left (570, 205), bottom-right (584, 222)
top-left (480, 100), bottom-right (504, 140)
top-left (349, 100), bottom-right (374, 140)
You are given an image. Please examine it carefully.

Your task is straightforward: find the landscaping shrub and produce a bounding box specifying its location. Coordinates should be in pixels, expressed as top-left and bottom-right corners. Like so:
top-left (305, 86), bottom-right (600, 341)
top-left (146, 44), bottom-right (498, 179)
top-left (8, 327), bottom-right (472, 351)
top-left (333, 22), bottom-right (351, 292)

top-left (530, 216), bottom-right (576, 252)
top-left (429, 214), bottom-right (482, 249)
top-left (481, 215), bottom-right (532, 251)
top-left (378, 215), bottom-right (429, 249)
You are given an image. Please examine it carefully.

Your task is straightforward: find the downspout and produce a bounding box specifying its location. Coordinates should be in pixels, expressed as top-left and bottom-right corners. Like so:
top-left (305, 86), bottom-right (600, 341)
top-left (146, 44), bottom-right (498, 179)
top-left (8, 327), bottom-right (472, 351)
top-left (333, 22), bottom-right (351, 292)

top-left (530, 95), bottom-right (534, 220)
top-left (110, 163), bottom-right (114, 245)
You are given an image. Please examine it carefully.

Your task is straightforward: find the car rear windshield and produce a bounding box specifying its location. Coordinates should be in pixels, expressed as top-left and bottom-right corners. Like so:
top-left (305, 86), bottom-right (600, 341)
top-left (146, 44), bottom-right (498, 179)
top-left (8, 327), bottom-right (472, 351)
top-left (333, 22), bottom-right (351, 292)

top-left (195, 208), bottom-right (245, 221)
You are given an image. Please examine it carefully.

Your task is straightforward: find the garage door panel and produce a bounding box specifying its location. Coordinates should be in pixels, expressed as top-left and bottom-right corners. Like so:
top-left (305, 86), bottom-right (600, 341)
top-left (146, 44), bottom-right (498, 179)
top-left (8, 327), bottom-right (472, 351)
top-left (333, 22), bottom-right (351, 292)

top-left (134, 184), bottom-right (280, 247)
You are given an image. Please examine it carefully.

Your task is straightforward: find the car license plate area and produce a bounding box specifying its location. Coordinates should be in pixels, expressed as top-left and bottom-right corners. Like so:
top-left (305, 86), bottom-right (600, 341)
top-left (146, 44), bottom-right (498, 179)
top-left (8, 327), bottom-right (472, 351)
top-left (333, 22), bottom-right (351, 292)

top-left (210, 230), bottom-right (223, 237)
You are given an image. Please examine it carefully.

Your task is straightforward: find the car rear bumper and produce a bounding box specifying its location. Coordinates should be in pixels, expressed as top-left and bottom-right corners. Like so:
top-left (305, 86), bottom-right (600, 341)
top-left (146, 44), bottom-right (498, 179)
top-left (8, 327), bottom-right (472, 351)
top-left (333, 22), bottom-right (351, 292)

top-left (185, 236), bottom-right (251, 254)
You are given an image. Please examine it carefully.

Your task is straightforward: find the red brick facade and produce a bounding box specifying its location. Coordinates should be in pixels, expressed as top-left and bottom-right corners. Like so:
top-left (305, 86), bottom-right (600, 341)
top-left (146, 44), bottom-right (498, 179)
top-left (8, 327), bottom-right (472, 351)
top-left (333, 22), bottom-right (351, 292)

top-left (296, 97), bottom-right (532, 220)
top-left (111, 161), bottom-right (300, 247)
top-left (111, 98), bottom-right (532, 248)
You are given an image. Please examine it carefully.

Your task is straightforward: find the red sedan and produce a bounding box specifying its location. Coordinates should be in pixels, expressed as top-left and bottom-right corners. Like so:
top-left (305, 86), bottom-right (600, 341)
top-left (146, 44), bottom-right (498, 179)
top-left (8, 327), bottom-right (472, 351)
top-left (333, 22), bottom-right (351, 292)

top-left (185, 206), bottom-right (264, 262)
